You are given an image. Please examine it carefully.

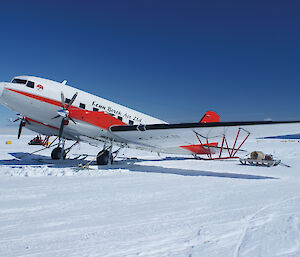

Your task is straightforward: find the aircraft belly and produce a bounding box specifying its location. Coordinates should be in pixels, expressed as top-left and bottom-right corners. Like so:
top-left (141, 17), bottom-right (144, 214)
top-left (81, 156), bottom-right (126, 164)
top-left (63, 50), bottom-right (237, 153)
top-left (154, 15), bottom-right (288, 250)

top-left (25, 122), bottom-right (59, 137)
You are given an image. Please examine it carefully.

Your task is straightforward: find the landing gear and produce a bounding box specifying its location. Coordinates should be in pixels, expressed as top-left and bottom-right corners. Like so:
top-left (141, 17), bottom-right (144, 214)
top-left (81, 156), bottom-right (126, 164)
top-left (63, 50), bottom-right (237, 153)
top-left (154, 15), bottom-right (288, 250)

top-left (96, 149), bottom-right (113, 165)
top-left (50, 141), bottom-right (78, 160)
top-left (51, 147), bottom-right (66, 160)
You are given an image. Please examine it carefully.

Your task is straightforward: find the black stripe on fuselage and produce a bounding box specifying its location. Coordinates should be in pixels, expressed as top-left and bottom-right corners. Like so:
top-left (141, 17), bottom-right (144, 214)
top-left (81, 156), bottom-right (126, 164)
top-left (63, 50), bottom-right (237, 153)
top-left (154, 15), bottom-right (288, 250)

top-left (110, 120), bottom-right (300, 132)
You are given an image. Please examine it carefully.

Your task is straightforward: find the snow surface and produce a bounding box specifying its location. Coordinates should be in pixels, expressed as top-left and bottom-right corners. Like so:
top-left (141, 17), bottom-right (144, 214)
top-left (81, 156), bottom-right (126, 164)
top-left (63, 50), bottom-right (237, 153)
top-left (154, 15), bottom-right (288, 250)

top-left (0, 134), bottom-right (300, 257)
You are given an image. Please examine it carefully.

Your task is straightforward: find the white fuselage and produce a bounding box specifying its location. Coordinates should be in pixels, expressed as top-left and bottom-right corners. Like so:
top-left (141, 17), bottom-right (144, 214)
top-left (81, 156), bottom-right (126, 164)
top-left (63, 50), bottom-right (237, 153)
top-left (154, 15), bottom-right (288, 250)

top-left (0, 76), bottom-right (166, 147)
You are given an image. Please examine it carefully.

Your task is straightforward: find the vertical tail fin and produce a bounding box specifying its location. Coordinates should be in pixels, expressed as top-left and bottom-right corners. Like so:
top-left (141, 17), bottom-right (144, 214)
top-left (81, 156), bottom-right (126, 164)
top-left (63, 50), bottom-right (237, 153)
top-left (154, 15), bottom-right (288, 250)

top-left (200, 111), bottom-right (220, 123)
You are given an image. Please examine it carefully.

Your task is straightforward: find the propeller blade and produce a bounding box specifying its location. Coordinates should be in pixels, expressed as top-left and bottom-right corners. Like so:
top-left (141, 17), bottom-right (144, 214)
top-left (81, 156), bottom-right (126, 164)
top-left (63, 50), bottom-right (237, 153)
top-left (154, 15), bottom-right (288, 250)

top-left (61, 92), bottom-right (65, 109)
top-left (13, 118), bottom-right (20, 123)
top-left (67, 92), bottom-right (78, 109)
top-left (69, 116), bottom-right (76, 124)
top-left (18, 120), bottom-right (24, 139)
top-left (52, 115), bottom-right (61, 119)
top-left (58, 118), bottom-right (65, 139)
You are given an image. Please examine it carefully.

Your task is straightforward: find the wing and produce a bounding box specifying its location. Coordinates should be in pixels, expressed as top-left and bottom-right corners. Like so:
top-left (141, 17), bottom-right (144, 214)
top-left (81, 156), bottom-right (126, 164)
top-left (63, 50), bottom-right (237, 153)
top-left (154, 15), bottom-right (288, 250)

top-left (110, 121), bottom-right (300, 154)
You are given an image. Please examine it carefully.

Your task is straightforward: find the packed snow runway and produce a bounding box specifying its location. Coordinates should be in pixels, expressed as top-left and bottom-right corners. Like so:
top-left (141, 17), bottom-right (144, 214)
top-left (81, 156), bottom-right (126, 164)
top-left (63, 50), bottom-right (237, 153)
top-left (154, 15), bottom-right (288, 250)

top-left (0, 134), bottom-right (300, 257)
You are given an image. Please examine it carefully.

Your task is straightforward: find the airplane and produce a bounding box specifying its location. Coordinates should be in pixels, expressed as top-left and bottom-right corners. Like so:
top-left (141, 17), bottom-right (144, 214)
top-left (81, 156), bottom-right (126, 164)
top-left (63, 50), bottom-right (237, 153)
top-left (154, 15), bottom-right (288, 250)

top-left (0, 75), bottom-right (300, 165)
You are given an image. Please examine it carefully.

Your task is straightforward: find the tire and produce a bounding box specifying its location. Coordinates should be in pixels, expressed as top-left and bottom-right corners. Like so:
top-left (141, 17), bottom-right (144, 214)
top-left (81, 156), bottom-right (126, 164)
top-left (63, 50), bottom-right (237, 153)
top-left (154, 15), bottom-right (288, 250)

top-left (51, 147), bottom-right (66, 160)
top-left (97, 150), bottom-right (112, 165)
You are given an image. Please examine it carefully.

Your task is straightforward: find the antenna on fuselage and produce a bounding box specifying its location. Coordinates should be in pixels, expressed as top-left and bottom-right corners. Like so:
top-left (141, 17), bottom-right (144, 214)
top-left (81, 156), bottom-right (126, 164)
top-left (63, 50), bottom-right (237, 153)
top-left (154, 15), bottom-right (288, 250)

top-left (61, 80), bottom-right (67, 85)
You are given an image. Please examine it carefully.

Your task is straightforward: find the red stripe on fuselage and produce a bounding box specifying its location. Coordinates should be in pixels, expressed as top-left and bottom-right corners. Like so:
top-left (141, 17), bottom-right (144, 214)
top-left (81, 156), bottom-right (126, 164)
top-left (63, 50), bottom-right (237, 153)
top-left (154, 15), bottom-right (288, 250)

top-left (7, 88), bottom-right (63, 108)
top-left (7, 88), bottom-right (127, 129)
top-left (69, 109), bottom-right (127, 130)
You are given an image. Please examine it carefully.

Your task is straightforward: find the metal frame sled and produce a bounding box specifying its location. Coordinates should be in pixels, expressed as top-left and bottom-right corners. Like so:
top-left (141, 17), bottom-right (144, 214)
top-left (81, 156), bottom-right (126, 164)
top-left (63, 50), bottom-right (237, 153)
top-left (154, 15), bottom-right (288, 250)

top-left (240, 151), bottom-right (281, 167)
top-left (239, 157), bottom-right (281, 167)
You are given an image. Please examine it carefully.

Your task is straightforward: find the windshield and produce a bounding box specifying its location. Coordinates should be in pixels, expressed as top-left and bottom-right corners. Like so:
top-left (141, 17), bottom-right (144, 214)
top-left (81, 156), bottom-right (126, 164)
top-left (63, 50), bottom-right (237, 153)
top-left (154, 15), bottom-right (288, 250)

top-left (12, 79), bottom-right (27, 84)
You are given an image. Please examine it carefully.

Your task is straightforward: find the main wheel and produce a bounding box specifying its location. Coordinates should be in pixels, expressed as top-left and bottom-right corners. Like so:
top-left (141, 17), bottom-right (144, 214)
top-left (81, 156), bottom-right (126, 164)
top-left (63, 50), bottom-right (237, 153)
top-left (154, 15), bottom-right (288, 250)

top-left (97, 150), bottom-right (113, 165)
top-left (51, 147), bottom-right (66, 160)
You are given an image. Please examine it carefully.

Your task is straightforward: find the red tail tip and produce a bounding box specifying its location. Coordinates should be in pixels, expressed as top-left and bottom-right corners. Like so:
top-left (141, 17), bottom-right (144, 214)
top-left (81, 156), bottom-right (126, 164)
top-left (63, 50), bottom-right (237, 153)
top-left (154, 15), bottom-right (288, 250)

top-left (200, 111), bottom-right (220, 123)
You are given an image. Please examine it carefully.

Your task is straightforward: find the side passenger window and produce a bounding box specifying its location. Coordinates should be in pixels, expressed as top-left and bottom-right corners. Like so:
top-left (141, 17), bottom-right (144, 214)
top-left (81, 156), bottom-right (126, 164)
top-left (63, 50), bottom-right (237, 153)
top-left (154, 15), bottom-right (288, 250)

top-left (26, 81), bottom-right (34, 88)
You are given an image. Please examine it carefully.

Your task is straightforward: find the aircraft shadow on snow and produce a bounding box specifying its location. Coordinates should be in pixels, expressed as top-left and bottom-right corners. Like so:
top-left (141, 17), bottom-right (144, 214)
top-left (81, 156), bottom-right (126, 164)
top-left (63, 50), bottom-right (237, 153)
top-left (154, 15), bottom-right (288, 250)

top-left (111, 159), bottom-right (277, 180)
top-left (1, 152), bottom-right (91, 168)
top-left (1, 153), bottom-right (277, 180)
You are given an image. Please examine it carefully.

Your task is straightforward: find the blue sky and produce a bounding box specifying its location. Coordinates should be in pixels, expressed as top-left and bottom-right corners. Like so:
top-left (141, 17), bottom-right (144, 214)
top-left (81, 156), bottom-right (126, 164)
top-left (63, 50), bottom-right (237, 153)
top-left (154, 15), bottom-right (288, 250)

top-left (0, 0), bottom-right (299, 127)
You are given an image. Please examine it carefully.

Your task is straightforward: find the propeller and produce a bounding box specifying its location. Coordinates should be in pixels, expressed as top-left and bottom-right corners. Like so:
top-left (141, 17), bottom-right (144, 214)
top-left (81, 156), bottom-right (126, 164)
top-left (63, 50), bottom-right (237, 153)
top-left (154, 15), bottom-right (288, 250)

top-left (53, 92), bottom-right (78, 142)
top-left (13, 115), bottom-right (30, 139)
top-left (17, 120), bottom-right (25, 139)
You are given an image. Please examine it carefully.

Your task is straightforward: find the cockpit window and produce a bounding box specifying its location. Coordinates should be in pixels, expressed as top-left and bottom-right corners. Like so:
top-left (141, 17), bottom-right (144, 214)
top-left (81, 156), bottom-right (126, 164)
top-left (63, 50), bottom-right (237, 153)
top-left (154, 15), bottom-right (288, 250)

top-left (26, 81), bottom-right (34, 88)
top-left (12, 79), bottom-right (27, 84)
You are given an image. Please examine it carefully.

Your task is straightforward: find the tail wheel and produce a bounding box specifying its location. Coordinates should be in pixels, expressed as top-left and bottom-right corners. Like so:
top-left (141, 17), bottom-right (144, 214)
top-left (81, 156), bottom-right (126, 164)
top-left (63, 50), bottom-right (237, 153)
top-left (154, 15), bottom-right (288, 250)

top-left (51, 147), bottom-right (66, 160)
top-left (97, 150), bottom-right (112, 165)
